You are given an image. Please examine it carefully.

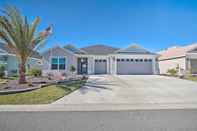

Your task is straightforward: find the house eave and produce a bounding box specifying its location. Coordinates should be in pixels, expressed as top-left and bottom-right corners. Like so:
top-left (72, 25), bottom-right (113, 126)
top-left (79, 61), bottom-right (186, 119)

top-left (158, 55), bottom-right (186, 61)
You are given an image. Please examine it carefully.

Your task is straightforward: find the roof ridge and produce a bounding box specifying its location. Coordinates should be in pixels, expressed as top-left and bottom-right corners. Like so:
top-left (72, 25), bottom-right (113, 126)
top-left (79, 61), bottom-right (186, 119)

top-left (81, 44), bottom-right (118, 49)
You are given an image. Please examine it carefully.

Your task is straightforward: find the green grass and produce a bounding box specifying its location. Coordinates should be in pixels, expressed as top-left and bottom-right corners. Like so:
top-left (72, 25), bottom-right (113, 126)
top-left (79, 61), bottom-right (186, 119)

top-left (0, 78), bottom-right (8, 85)
top-left (184, 75), bottom-right (197, 82)
top-left (0, 80), bottom-right (86, 105)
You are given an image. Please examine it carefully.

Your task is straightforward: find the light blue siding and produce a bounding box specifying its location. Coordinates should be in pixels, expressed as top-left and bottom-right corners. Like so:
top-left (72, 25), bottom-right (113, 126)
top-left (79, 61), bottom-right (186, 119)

top-left (1, 55), bottom-right (41, 75)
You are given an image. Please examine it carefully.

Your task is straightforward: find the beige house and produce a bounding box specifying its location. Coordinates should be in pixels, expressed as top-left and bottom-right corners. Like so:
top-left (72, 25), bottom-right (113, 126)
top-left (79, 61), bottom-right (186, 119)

top-left (158, 43), bottom-right (197, 75)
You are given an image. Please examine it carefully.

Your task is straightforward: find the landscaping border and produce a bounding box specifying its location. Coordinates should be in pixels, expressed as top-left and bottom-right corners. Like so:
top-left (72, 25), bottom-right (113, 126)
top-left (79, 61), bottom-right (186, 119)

top-left (0, 84), bottom-right (44, 95)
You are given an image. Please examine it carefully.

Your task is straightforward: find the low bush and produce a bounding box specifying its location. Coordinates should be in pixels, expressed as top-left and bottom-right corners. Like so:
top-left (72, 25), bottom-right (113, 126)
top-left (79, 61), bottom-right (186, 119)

top-left (47, 73), bottom-right (54, 80)
top-left (167, 68), bottom-right (178, 76)
top-left (70, 65), bottom-right (76, 74)
top-left (0, 64), bottom-right (5, 78)
top-left (10, 70), bottom-right (18, 77)
top-left (28, 68), bottom-right (42, 77)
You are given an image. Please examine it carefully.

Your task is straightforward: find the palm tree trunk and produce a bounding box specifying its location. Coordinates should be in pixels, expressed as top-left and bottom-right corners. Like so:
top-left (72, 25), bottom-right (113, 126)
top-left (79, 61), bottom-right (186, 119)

top-left (19, 60), bottom-right (26, 84)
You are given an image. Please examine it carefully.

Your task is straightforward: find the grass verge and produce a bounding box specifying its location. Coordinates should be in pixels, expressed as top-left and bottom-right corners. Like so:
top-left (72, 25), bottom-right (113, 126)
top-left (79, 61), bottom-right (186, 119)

top-left (183, 75), bottom-right (197, 82)
top-left (0, 80), bottom-right (86, 105)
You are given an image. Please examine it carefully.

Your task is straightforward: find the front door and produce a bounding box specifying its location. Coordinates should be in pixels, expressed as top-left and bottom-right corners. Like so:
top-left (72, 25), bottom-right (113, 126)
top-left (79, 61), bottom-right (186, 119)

top-left (77, 58), bottom-right (88, 74)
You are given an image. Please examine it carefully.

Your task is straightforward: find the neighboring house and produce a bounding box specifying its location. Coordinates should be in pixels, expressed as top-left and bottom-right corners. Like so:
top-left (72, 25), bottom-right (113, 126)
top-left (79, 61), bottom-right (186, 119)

top-left (42, 44), bottom-right (158, 75)
top-left (158, 43), bottom-right (197, 74)
top-left (0, 43), bottom-right (42, 76)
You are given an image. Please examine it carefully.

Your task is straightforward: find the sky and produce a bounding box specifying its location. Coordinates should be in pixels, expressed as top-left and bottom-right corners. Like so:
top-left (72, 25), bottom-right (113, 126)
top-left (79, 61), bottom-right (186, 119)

top-left (1, 0), bottom-right (197, 52)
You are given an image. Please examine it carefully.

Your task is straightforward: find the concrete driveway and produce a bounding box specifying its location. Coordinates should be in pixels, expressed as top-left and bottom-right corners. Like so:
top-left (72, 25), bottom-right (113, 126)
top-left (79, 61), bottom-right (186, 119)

top-left (53, 75), bottom-right (197, 104)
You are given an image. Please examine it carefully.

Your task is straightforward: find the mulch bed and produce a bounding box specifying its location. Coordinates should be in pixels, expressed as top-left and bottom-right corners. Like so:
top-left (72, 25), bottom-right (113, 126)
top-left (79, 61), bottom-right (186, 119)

top-left (0, 77), bottom-right (56, 91)
top-left (0, 75), bottom-right (88, 93)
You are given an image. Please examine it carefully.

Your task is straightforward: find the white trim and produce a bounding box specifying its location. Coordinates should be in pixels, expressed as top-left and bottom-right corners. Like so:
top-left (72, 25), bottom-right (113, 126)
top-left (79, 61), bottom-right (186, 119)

top-left (0, 53), bottom-right (7, 55)
top-left (0, 53), bottom-right (42, 61)
top-left (0, 49), bottom-right (7, 53)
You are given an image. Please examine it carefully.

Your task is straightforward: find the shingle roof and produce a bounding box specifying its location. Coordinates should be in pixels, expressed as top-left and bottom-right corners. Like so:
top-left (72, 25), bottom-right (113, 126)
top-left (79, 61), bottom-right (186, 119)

top-left (115, 44), bottom-right (155, 54)
top-left (64, 44), bottom-right (86, 54)
top-left (0, 43), bottom-right (42, 59)
top-left (158, 43), bottom-right (197, 60)
top-left (80, 44), bottom-right (119, 55)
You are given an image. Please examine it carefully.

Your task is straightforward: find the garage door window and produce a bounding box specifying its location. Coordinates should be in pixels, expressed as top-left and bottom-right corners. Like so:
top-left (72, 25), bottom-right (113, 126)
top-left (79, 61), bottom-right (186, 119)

top-left (121, 59), bottom-right (125, 61)
top-left (117, 59), bottom-right (120, 62)
top-left (126, 59), bottom-right (130, 62)
top-left (130, 59), bottom-right (133, 62)
top-left (135, 59), bottom-right (139, 62)
top-left (144, 59), bottom-right (148, 62)
top-left (140, 59), bottom-right (143, 62)
top-left (148, 59), bottom-right (152, 62)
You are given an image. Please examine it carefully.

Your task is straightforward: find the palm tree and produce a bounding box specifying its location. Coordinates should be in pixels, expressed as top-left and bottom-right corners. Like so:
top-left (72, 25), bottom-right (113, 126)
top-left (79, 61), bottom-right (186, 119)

top-left (0, 6), bottom-right (52, 84)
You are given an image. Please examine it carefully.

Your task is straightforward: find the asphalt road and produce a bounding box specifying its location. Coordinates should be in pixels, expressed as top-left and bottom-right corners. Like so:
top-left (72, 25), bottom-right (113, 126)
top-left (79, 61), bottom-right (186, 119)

top-left (1, 109), bottom-right (197, 131)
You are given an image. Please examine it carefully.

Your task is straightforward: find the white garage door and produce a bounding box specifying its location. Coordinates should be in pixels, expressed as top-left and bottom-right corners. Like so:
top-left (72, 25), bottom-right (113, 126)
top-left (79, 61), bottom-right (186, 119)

top-left (117, 58), bottom-right (153, 75)
top-left (191, 59), bottom-right (197, 74)
top-left (95, 59), bottom-right (107, 74)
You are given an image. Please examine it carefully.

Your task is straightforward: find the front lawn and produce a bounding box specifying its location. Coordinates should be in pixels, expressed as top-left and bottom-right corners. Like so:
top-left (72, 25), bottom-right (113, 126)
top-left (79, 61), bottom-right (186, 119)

top-left (183, 75), bottom-right (197, 82)
top-left (0, 80), bottom-right (86, 105)
top-left (0, 78), bottom-right (8, 85)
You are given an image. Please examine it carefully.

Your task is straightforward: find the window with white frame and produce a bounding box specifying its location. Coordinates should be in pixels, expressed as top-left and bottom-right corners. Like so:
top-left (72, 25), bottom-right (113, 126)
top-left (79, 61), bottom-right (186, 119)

top-left (51, 57), bottom-right (66, 70)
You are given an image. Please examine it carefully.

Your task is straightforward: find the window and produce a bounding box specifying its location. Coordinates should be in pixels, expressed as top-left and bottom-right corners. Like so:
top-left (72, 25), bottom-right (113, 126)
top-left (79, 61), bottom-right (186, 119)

top-left (144, 59), bottom-right (148, 62)
top-left (59, 58), bottom-right (66, 70)
top-left (103, 60), bottom-right (106, 62)
top-left (51, 58), bottom-right (58, 70)
top-left (117, 59), bottom-right (120, 62)
top-left (140, 59), bottom-right (143, 62)
top-left (130, 59), bottom-right (133, 62)
top-left (51, 57), bottom-right (66, 70)
top-left (121, 59), bottom-right (125, 61)
top-left (126, 59), bottom-right (130, 62)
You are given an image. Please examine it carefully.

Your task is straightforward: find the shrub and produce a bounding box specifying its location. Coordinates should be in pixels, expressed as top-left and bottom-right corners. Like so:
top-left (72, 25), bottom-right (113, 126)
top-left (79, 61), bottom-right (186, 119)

top-left (10, 70), bottom-right (18, 77)
top-left (70, 65), bottom-right (76, 74)
top-left (47, 73), bottom-right (53, 80)
top-left (0, 64), bottom-right (5, 78)
top-left (28, 68), bottom-right (42, 77)
top-left (167, 68), bottom-right (178, 76)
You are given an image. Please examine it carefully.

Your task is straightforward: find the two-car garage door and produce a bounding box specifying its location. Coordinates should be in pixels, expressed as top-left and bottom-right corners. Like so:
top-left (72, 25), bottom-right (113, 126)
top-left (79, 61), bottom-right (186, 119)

top-left (117, 58), bottom-right (153, 75)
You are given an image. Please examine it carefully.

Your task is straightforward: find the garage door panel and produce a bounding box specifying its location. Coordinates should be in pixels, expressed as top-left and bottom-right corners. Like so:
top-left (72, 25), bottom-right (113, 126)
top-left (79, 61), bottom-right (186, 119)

top-left (117, 60), bottom-right (153, 75)
top-left (95, 60), bottom-right (107, 74)
top-left (191, 59), bottom-right (197, 74)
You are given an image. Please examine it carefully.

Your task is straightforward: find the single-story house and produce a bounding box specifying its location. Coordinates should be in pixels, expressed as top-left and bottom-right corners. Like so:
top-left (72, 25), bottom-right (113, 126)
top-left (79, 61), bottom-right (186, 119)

top-left (0, 43), bottom-right (42, 76)
top-left (158, 43), bottom-right (197, 74)
top-left (42, 44), bottom-right (159, 75)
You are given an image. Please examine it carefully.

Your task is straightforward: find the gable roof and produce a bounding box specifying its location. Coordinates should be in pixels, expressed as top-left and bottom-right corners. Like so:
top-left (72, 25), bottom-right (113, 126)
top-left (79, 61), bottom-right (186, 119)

top-left (80, 44), bottom-right (119, 55)
top-left (64, 44), bottom-right (86, 54)
top-left (158, 43), bottom-right (197, 60)
top-left (0, 43), bottom-right (42, 59)
top-left (115, 44), bottom-right (155, 55)
top-left (42, 45), bottom-right (78, 58)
